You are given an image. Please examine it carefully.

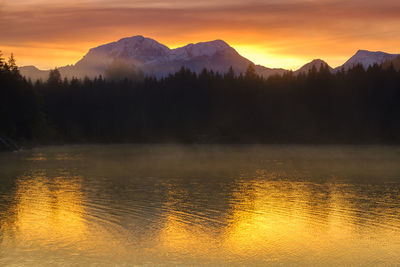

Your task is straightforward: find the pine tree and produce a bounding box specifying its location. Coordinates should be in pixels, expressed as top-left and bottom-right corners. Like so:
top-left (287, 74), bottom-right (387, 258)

top-left (225, 66), bottom-right (235, 80)
top-left (245, 63), bottom-right (257, 80)
top-left (47, 68), bottom-right (62, 86)
top-left (8, 53), bottom-right (19, 75)
top-left (0, 50), bottom-right (4, 70)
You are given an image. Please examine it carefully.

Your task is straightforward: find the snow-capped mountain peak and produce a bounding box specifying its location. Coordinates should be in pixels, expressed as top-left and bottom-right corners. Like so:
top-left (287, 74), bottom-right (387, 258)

top-left (170, 39), bottom-right (234, 61)
top-left (339, 50), bottom-right (399, 70)
top-left (79, 36), bottom-right (171, 66)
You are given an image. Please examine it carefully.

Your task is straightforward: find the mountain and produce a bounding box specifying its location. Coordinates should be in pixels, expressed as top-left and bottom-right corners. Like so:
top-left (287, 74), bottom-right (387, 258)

top-left (382, 55), bottom-right (400, 71)
top-left (72, 36), bottom-right (170, 78)
top-left (20, 36), bottom-right (286, 80)
top-left (294, 59), bottom-right (333, 75)
top-left (20, 38), bottom-right (399, 80)
top-left (18, 65), bottom-right (50, 81)
top-left (336, 50), bottom-right (399, 71)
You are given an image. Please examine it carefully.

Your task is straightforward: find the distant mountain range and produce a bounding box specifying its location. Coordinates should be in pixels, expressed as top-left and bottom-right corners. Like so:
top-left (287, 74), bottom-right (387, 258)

top-left (19, 35), bottom-right (399, 80)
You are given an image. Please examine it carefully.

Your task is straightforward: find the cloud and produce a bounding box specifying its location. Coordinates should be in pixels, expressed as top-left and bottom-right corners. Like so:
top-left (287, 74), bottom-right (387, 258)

top-left (2, 0), bottom-right (400, 68)
top-left (3, 2), bottom-right (400, 40)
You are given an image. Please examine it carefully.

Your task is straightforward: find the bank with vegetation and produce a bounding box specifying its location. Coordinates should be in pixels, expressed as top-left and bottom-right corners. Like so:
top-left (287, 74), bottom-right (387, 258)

top-left (1, 52), bottom-right (400, 149)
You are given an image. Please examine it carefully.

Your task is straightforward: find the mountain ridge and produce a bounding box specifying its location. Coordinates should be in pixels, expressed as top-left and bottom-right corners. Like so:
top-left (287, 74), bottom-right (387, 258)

top-left (20, 36), bottom-right (286, 80)
top-left (19, 36), bottom-right (399, 80)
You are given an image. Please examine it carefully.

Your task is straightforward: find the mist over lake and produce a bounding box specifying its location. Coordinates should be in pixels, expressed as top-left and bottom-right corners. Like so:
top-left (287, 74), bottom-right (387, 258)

top-left (3, 0), bottom-right (400, 265)
top-left (1, 144), bottom-right (399, 266)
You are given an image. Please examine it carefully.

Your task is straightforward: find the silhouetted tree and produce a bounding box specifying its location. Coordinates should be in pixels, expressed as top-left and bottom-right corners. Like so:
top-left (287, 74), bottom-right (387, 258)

top-left (8, 53), bottom-right (18, 74)
top-left (245, 63), bottom-right (257, 80)
top-left (47, 68), bottom-right (62, 86)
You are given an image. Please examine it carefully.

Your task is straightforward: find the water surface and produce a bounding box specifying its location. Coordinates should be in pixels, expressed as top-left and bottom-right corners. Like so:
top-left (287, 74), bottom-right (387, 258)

top-left (0, 145), bottom-right (400, 266)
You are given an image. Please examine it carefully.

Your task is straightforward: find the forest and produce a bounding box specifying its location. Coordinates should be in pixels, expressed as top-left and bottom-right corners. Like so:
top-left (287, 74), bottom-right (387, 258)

top-left (1, 52), bottom-right (400, 148)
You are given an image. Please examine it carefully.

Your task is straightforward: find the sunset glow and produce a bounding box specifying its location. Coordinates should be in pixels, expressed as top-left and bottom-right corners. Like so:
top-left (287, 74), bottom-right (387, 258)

top-left (2, 1), bottom-right (400, 265)
top-left (1, 0), bottom-right (400, 69)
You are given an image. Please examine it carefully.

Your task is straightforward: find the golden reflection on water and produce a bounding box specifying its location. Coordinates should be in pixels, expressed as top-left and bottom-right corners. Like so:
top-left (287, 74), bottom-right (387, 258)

top-left (0, 172), bottom-right (131, 265)
top-left (155, 185), bottom-right (219, 263)
top-left (223, 178), bottom-right (400, 264)
top-left (1, 145), bottom-right (400, 265)
top-left (0, 173), bottom-right (87, 250)
top-left (1, 174), bottom-right (400, 265)
top-left (144, 178), bottom-right (400, 265)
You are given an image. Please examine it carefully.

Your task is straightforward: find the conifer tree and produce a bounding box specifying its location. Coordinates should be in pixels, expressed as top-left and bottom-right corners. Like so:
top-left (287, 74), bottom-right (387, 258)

top-left (47, 68), bottom-right (62, 86)
top-left (0, 51), bottom-right (4, 70)
top-left (245, 63), bottom-right (257, 80)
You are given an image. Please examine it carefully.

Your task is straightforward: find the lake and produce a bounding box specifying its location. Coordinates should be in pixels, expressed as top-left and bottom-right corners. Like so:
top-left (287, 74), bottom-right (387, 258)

top-left (0, 145), bottom-right (400, 266)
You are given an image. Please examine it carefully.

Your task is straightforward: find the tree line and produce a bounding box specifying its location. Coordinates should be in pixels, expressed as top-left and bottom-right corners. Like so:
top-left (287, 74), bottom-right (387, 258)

top-left (1, 52), bottom-right (400, 146)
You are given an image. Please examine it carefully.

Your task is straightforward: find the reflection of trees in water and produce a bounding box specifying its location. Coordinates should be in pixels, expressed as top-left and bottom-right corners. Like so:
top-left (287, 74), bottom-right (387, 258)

top-left (0, 171), bottom-right (86, 247)
top-left (0, 170), bottom-right (88, 267)
top-left (328, 183), bottom-right (400, 233)
top-left (222, 178), bottom-right (400, 264)
top-left (1, 145), bottom-right (400, 265)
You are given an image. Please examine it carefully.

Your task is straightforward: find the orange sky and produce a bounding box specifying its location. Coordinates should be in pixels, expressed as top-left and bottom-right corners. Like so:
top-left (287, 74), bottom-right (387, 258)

top-left (1, 0), bottom-right (400, 70)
